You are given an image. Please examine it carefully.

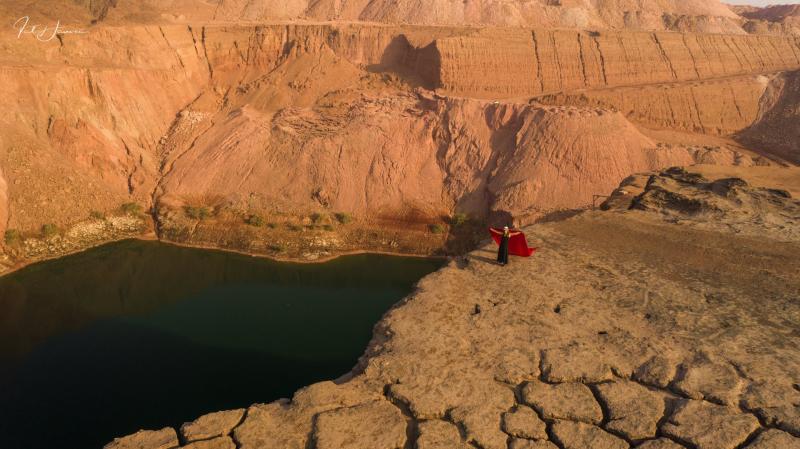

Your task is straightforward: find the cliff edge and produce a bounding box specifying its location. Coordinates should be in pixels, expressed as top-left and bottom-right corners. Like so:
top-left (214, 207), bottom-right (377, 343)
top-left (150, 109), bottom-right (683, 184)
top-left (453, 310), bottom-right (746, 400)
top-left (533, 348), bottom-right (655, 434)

top-left (106, 165), bottom-right (800, 449)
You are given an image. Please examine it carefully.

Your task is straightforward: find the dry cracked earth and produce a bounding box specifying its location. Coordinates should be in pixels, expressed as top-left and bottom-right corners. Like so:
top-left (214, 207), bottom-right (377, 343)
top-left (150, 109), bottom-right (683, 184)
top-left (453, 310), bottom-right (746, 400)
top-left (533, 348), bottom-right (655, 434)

top-left (105, 167), bottom-right (800, 449)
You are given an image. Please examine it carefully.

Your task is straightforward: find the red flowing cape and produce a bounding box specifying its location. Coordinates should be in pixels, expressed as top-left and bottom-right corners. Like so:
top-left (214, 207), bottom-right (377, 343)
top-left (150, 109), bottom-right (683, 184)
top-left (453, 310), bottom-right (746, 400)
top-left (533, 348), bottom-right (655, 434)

top-left (489, 228), bottom-right (536, 257)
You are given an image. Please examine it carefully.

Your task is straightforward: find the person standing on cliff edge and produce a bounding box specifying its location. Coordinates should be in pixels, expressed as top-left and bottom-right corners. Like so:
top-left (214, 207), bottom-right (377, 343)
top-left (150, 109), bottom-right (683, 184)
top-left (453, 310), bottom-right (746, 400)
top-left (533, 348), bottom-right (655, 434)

top-left (490, 226), bottom-right (537, 265)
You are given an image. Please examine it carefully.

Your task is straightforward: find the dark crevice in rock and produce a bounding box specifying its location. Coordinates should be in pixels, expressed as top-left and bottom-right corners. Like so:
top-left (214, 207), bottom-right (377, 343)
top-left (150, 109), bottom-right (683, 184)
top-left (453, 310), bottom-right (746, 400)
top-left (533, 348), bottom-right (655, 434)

top-left (654, 397), bottom-right (693, 448)
top-left (658, 431), bottom-right (698, 449)
top-left (587, 383), bottom-right (612, 428)
top-left (739, 401), bottom-right (770, 429)
top-left (512, 382), bottom-right (527, 405)
top-left (587, 382), bottom-right (640, 446)
top-left (383, 384), bottom-right (419, 449)
top-left (176, 427), bottom-right (188, 447)
top-left (732, 427), bottom-right (765, 449)
top-left (444, 408), bottom-right (475, 446)
top-left (729, 361), bottom-right (751, 382)
top-left (538, 350), bottom-right (548, 383)
top-left (230, 407), bottom-right (250, 449)
top-left (544, 421), bottom-right (567, 449)
top-left (305, 413), bottom-right (321, 449)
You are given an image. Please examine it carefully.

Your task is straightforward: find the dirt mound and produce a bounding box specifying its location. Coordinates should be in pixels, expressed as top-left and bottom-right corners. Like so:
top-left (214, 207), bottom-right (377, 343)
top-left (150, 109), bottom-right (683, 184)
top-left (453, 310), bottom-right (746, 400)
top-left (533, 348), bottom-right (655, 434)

top-left (602, 166), bottom-right (800, 240)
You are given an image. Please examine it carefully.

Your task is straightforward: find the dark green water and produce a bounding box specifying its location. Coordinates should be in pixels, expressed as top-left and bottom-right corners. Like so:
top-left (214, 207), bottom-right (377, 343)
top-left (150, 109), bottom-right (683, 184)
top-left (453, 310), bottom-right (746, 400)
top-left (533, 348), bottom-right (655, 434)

top-left (0, 240), bottom-right (443, 449)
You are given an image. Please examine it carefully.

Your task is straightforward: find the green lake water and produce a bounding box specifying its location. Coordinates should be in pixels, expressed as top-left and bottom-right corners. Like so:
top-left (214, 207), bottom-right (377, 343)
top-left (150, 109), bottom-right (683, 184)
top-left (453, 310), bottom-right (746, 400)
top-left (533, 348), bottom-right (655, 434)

top-left (0, 240), bottom-right (443, 449)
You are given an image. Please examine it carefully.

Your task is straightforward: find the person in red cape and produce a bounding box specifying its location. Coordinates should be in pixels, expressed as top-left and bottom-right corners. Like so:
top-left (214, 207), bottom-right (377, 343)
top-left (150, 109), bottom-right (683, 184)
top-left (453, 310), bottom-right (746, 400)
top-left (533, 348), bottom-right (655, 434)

top-left (490, 226), bottom-right (536, 265)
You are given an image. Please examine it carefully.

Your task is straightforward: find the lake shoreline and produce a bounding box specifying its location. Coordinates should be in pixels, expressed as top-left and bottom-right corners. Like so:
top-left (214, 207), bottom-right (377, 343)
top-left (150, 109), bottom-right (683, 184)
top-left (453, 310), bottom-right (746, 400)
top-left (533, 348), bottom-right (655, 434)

top-left (0, 232), bottom-right (451, 278)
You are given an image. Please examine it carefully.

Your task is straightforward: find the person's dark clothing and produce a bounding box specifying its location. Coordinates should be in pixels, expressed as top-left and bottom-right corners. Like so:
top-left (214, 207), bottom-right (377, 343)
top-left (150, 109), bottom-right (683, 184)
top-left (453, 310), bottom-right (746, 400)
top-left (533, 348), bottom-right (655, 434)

top-left (497, 233), bottom-right (510, 265)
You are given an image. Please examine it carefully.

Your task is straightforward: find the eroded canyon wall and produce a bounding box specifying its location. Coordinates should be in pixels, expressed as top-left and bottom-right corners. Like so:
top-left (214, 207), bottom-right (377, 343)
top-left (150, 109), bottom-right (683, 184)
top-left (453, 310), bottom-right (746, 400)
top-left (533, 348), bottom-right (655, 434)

top-left (0, 23), bottom-right (793, 245)
top-left (738, 70), bottom-right (800, 164)
top-left (539, 74), bottom-right (774, 135)
top-left (0, 25), bottom-right (207, 230)
top-left (435, 29), bottom-right (800, 98)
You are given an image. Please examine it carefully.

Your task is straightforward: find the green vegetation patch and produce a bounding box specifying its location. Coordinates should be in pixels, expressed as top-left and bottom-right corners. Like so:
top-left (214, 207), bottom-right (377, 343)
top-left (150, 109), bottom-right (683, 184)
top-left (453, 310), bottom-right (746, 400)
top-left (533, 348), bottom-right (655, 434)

top-left (245, 214), bottom-right (266, 227)
top-left (185, 206), bottom-right (213, 220)
top-left (310, 212), bottom-right (326, 224)
top-left (334, 212), bottom-right (352, 224)
top-left (90, 210), bottom-right (106, 220)
top-left (120, 202), bottom-right (143, 216)
top-left (449, 213), bottom-right (469, 227)
top-left (429, 224), bottom-right (446, 234)
top-left (41, 224), bottom-right (60, 239)
top-left (4, 229), bottom-right (21, 246)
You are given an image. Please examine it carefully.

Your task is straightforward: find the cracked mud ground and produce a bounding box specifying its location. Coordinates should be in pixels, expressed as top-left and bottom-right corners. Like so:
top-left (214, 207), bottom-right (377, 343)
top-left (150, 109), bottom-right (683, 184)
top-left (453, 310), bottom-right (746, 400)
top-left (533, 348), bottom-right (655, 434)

top-left (106, 168), bottom-right (800, 449)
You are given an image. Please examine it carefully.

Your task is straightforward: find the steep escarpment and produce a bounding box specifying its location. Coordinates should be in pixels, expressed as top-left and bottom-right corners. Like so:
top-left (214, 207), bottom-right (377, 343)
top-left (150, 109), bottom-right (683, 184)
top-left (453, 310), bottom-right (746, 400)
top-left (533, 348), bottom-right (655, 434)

top-left (158, 92), bottom-right (744, 227)
top-left (434, 29), bottom-right (800, 98)
top-left (0, 22), bottom-right (791, 269)
top-left (539, 74), bottom-right (774, 135)
top-left (738, 70), bottom-right (800, 164)
top-left (0, 25), bottom-right (207, 231)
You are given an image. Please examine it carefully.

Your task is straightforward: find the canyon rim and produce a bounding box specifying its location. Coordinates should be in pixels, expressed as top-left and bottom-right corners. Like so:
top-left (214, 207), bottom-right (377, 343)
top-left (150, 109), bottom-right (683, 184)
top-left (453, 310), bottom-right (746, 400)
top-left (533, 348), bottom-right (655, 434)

top-left (0, 1), bottom-right (799, 449)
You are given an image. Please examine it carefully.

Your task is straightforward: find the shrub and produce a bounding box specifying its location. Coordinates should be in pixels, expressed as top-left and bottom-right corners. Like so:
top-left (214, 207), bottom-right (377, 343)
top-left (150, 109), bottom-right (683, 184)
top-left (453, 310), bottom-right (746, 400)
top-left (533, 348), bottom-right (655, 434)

top-left (90, 210), bottom-right (105, 220)
top-left (450, 213), bottom-right (469, 227)
top-left (4, 229), bottom-right (21, 246)
top-left (429, 224), bottom-right (446, 234)
top-left (267, 222), bottom-right (277, 229)
top-left (120, 202), bottom-right (143, 216)
top-left (323, 224), bottom-right (334, 231)
top-left (269, 244), bottom-right (283, 252)
top-left (246, 214), bottom-right (265, 227)
top-left (41, 223), bottom-right (59, 239)
top-left (334, 212), bottom-right (352, 224)
top-left (310, 212), bottom-right (325, 224)
top-left (185, 206), bottom-right (212, 220)
top-left (287, 224), bottom-right (303, 232)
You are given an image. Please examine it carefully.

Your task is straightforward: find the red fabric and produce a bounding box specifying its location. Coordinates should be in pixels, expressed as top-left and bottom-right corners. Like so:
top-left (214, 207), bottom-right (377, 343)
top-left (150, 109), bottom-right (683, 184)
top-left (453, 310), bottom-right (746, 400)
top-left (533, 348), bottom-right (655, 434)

top-left (490, 228), bottom-right (537, 257)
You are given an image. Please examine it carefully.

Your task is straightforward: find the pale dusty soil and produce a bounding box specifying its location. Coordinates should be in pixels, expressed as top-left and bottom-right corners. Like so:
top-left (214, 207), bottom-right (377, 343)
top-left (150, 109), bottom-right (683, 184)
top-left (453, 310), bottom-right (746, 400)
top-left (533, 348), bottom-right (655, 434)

top-left (106, 167), bottom-right (800, 449)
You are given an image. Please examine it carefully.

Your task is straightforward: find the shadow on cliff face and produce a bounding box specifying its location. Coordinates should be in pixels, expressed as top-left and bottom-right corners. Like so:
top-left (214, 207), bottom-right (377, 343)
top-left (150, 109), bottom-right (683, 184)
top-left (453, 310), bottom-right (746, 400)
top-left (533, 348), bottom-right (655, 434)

top-left (736, 70), bottom-right (800, 165)
top-left (368, 35), bottom-right (441, 90)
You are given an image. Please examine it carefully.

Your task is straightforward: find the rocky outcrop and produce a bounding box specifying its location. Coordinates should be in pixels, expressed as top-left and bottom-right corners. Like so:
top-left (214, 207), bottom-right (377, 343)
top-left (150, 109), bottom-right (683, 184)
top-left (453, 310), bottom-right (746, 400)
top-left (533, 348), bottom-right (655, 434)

top-left (104, 428), bottom-right (178, 449)
top-left (106, 166), bottom-right (800, 449)
top-left (602, 166), bottom-right (800, 241)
